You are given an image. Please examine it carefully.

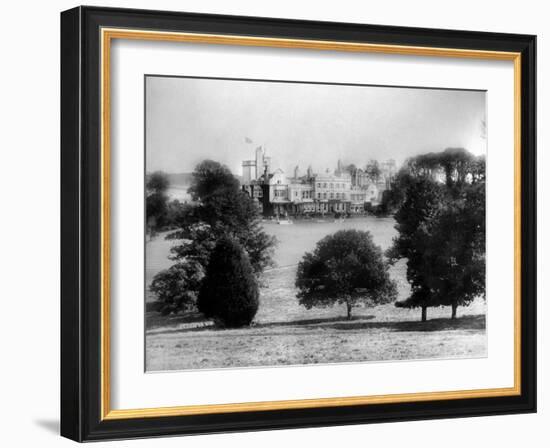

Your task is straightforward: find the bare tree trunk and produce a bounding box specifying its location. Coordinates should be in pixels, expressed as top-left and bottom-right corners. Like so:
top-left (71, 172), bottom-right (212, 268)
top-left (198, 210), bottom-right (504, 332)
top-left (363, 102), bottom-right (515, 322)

top-left (451, 304), bottom-right (458, 319)
top-left (421, 306), bottom-right (427, 322)
top-left (346, 302), bottom-right (353, 320)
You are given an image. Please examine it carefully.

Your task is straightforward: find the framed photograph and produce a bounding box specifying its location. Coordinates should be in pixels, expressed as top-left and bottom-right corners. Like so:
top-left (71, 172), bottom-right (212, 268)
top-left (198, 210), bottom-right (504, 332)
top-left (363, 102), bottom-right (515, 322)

top-left (60, 6), bottom-right (536, 442)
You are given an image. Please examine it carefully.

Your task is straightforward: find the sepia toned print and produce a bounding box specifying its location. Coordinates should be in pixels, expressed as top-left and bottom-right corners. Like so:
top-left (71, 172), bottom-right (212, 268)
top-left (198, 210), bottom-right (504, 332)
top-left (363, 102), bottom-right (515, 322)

top-left (144, 75), bottom-right (487, 372)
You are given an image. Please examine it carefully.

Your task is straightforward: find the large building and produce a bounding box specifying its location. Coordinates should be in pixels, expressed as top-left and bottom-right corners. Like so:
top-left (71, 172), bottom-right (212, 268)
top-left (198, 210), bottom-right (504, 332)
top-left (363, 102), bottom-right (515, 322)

top-left (241, 149), bottom-right (393, 218)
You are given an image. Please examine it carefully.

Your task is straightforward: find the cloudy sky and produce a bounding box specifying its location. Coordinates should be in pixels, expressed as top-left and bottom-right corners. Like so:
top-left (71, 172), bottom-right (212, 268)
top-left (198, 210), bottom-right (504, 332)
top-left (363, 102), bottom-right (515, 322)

top-left (145, 76), bottom-right (486, 176)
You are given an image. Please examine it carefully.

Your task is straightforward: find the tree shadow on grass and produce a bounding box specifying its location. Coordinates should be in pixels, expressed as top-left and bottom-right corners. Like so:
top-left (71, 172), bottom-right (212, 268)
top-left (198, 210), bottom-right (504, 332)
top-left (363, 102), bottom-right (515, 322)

top-left (148, 314), bottom-right (375, 336)
top-left (326, 314), bottom-right (486, 332)
top-left (145, 310), bottom-right (208, 331)
top-left (255, 315), bottom-right (376, 329)
top-left (148, 313), bottom-right (485, 336)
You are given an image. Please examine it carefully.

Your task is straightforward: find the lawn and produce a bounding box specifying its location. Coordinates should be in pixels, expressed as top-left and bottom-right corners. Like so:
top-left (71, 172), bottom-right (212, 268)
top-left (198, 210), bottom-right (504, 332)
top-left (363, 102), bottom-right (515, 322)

top-left (145, 216), bottom-right (487, 371)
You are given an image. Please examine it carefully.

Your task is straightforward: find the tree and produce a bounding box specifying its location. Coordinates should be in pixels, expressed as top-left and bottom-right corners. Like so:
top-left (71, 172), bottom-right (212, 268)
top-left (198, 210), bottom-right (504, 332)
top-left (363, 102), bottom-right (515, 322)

top-left (167, 222), bottom-right (219, 270)
top-left (388, 149), bottom-right (486, 321)
top-left (147, 170), bottom-right (170, 193)
top-left (296, 230), bottom-right (397, 320)
top-left (197, 237), bottom-right (259, 327)
top-left (376, 166), bottom-right (414, 216)
top-left (388, 178), bottom-right (444, 321)
top-left (422, 182), bottom-right (486, 318)
top-left (146, 171), bottom-right (170, 234)
top-left (406, 152), bottom-right (442, 179)
top-left (164, 199), bottom-right (192, 229)
top-left (438, 147), bottom-right (474, 187)
top-left (169, 160), bottom-right (276, 274)
top-left (187, 160), bottom-right (240, 202)
top-left (470, 155), bottom-right (486, 184)
top-left (149, 261), bottom-right (204, 315)
top-left (365, 160), bottom-right (382, 183)
top-left (343, 163), bottom-right (357, 174)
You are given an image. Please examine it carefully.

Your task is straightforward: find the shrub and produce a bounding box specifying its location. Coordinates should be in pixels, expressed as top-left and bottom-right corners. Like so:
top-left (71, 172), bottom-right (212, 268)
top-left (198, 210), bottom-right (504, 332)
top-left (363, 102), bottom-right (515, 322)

top-left (149, 261), bottom-right (204, 315)
top-left (197, 237), bottom-right (259, 327)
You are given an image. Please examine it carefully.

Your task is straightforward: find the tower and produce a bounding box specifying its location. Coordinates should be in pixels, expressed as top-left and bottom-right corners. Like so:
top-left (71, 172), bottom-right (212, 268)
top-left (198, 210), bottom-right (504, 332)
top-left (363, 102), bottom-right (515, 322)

top-left (263, 155), bottom-right (271, 177)
top-left (255, 146), bottom-right (264, 180)
top-left (242, 160), bottom-right (255, 184)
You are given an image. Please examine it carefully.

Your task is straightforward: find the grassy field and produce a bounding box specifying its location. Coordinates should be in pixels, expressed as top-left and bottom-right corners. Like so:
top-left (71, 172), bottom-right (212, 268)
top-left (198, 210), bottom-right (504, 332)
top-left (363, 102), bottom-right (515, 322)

top-left (145, 217), bottom-right (486, 371)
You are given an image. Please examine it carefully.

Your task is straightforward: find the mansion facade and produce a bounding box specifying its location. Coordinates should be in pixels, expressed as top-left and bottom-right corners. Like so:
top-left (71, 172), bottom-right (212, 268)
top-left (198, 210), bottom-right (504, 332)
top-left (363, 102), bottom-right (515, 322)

top-left (241, 147), bottom-right (396, 217)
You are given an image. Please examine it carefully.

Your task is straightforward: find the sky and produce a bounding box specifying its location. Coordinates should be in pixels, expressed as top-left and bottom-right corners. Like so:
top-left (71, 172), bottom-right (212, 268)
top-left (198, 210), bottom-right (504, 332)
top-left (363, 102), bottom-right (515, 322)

top-left (145, 76), bottom-right (486, 176)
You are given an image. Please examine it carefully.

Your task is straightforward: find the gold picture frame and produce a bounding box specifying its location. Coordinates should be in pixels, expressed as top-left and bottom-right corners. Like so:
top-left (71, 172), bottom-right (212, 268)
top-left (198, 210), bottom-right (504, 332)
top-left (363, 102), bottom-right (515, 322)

top-left (61, 6), bottom-right (536, 441)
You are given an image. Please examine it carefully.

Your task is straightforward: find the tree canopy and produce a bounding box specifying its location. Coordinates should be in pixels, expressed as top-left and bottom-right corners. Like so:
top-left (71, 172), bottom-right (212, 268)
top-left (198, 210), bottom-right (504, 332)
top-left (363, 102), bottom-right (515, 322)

top-left (168, 160), bottom-right (276, 274)
top-left (187, 159), bottom-right (240, 202)
top-left (146, 171), bottom-right (170, 232)
top-left (420, 182), bottom-right (486, 317)
top-left (296, 229), bottom-right (397, 319)
top-left (149, 260), bottom-right (204, 316)
top-left (365, 160), bottom-right (382, 183)
top-left (379, 148), bottom-right (486, 216)
top-left (147, 171), bottom-right (170, 194)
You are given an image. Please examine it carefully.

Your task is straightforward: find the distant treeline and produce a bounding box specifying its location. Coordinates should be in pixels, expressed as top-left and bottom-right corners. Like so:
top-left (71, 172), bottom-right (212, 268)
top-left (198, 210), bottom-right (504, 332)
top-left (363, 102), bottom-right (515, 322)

top-left (146, 172), bottom-right (242, 187)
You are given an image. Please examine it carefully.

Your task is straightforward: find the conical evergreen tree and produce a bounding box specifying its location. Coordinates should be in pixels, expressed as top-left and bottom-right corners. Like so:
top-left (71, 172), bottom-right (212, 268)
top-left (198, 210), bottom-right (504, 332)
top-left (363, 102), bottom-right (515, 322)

top-left (198, 237), bottom-right (259, 328)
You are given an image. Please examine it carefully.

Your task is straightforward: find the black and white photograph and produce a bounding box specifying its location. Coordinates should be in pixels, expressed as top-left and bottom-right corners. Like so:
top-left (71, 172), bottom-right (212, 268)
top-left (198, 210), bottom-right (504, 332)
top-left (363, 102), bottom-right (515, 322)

top-left (52, 4), bottom-right (540, 443)
top-left (144, 75), bottom-right (487, 372)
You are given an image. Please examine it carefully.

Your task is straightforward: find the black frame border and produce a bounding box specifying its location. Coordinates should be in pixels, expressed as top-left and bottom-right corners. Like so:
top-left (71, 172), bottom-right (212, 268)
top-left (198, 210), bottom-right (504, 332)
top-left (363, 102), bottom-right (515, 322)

top-left (61, 6), bottom-right (536, 442)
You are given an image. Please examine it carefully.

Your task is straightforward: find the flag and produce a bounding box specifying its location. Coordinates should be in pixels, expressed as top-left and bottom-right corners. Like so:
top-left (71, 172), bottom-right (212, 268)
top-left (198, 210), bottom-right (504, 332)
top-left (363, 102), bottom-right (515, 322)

top-left (245, 136), bottom-right (253, 144)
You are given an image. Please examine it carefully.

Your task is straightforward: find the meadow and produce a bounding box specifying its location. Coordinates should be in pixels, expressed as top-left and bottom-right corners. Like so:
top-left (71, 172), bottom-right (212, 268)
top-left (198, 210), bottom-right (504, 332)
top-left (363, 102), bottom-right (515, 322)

top-left (145, 216), bottom-right (487, 371)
